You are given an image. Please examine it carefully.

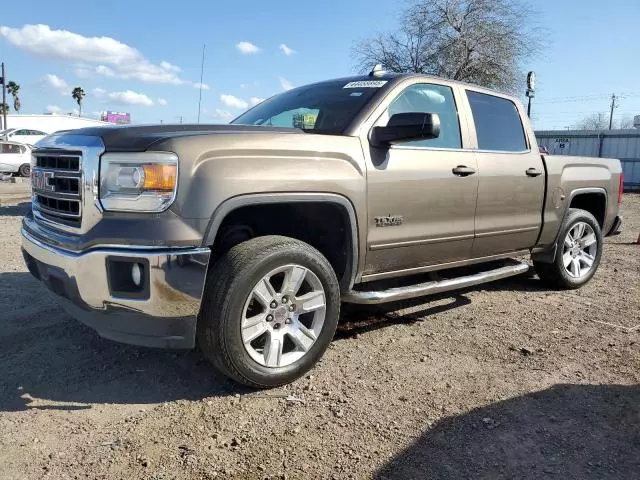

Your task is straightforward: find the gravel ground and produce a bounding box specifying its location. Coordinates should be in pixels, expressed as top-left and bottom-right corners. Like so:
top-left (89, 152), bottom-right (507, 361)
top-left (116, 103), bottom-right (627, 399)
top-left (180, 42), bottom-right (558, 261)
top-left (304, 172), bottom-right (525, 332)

top-left (0, 185), bottom-right (638, 480)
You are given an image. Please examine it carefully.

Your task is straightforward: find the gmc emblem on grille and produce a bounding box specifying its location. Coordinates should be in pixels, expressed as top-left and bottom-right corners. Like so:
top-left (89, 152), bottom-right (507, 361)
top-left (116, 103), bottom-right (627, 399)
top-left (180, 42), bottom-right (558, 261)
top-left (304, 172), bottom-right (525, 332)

top-left (32, 169), bottom-right (55, 191)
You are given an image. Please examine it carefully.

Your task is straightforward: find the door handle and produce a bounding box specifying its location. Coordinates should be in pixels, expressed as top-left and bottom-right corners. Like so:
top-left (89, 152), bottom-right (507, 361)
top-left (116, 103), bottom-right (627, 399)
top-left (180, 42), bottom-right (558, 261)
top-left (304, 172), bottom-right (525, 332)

top-left (526, 168), bottom-right (543, 177)
top-left (452, 165), bottom-right (476, 177)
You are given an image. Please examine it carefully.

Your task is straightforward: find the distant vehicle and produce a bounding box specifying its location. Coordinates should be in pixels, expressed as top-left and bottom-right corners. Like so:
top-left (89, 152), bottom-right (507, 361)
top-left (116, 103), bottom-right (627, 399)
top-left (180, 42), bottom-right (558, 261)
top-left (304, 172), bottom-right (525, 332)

top-left (0, 128), bottom-right (49, 146)
top-left (0, 141), bottom-right (32, 177)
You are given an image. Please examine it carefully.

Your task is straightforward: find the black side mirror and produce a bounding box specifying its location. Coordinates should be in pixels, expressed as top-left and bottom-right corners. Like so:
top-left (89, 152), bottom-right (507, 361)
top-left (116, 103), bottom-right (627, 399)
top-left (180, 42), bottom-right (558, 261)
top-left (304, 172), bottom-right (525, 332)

top-left (370, 112), bottom-right (441, 148)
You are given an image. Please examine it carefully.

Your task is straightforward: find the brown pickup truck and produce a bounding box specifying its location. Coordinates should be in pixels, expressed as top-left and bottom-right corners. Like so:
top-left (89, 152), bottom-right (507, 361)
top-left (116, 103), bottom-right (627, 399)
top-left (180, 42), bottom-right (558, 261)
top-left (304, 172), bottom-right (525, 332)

top-left (22, 69), bottom-right (623, 387)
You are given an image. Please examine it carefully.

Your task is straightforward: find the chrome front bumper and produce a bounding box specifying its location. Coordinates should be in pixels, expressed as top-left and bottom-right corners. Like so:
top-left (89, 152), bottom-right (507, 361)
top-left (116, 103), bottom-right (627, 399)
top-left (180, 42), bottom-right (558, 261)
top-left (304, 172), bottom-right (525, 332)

top-left (21, 228), bottom-right (211, 349)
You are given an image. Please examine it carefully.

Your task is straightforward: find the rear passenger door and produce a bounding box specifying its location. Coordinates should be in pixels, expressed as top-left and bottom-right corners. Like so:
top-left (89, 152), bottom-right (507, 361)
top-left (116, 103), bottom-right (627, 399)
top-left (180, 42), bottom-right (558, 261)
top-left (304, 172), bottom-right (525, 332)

top-left (466, 90), bottom-right (545, 258)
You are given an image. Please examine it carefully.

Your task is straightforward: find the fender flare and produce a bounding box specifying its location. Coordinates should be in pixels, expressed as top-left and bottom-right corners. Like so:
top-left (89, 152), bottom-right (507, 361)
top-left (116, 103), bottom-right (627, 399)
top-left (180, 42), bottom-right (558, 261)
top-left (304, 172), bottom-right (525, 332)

top-left (532, 187), bottom-right (607, 263)
top-left (202, 192), bottom-right (360, 290)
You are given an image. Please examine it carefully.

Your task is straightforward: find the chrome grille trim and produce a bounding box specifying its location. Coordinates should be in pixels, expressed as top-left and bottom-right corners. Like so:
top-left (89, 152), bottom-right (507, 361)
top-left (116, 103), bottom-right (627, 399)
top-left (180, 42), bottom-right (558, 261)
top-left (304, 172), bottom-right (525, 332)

top-left (31, 135), bottom-right (106, 235)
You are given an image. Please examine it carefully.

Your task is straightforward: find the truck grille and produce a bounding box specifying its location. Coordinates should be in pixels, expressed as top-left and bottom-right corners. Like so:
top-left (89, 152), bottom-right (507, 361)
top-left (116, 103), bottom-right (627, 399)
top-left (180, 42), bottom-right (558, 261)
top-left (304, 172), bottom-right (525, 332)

top-left (32, 151), bottom-right (83, 229)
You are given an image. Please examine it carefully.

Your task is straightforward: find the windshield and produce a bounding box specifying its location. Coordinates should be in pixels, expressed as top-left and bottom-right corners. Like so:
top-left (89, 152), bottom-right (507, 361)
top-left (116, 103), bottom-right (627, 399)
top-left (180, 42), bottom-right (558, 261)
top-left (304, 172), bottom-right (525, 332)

top-left (231, 79), bottom-right (388, 135)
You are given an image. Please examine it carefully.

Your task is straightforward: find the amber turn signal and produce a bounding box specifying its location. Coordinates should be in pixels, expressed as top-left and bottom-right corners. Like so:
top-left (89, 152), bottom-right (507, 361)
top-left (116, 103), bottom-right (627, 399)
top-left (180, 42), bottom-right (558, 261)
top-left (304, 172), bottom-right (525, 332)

top-left (142, 164), bottom-right (177, 191)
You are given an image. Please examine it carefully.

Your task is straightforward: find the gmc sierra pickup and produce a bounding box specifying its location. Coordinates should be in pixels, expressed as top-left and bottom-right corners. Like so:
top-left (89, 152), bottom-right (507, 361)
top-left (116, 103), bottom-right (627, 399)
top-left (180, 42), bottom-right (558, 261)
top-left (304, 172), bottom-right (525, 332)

top-left (22, 68), bottom-right (623, 387)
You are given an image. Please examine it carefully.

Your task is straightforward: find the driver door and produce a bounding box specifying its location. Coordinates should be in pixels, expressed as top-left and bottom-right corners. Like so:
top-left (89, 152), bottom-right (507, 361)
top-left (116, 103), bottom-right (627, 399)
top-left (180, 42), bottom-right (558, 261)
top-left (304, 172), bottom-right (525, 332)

top-left (363, 82), bottom-right (478, 279)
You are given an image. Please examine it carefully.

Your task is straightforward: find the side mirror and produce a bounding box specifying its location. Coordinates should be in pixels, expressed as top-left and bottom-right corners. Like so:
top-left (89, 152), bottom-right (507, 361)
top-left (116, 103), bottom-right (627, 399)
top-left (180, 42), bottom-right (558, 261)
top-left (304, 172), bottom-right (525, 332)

top-left (370, 112), bottom-right (441, 148)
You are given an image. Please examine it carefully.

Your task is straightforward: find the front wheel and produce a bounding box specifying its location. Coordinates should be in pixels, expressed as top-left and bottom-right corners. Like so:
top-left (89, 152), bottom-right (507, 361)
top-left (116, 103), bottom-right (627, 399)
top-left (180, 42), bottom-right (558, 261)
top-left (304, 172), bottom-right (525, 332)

top-left (534, 208), bottom-right (603, 289)
top-left (18, 164), bottom-right (31, 177)
top-left (197, 235), bottom-right (340, 388)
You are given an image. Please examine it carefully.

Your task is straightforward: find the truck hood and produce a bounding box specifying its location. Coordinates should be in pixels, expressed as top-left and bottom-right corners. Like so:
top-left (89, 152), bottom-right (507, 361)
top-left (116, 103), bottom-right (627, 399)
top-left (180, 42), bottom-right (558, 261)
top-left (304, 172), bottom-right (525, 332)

top-left (57, 124), bottom-right (303, 152)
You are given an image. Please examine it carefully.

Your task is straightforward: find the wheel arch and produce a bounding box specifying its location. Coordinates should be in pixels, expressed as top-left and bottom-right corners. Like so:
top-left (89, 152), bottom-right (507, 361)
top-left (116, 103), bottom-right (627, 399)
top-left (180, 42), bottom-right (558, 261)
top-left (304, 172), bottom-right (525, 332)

top-left (532, 187), bottom-right (606, 264)
top-left (202, 193), bottom-right (359, 291)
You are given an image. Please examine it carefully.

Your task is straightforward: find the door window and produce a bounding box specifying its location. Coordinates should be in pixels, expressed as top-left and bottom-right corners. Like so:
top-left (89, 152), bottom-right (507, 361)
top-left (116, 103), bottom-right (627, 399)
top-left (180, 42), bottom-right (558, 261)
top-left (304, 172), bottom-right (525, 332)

top-left (382, 84), bottom-right (462, 149)
top-left (466, 91), bottom-right (528, 152)
top-left (0, 143), bottom-right (22, 154)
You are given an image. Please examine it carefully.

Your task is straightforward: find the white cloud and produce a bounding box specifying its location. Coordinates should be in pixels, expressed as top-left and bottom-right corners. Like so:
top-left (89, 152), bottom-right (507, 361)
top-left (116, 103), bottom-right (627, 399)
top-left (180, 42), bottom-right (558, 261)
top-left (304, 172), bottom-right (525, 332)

top-left (193, 82), bottom-right (210, 90)
top-left (240, 81), bottom-right (260, 89)
top-left (211, 109), bottom-right (234, 123)
top-left (250, 97), bottom-right (265, 106)
top-left (107, 90), bottom-right (154, 107)
top-left (42, 74), bottom-right (69, 94)
top-left (95, 65), bottom-right (116, 77)
top-left (92, 87), bottom-right (106, 97)
top-left (160, 61), bottom-right (181, 72)
top-left (45, 105), bottom-right (61, 114)
top-left (157, 98), bottom-right (168, 106)
top-left (235, 41), bottom-right (261, 55)
top-left (220, 94), bottom-right (248, 109)
top-left (279, 44), bottom-right (295, 56)
top-left (280, 77), bottom-right (294, 91)
top-left (0, 24), bottom-right (191, 85)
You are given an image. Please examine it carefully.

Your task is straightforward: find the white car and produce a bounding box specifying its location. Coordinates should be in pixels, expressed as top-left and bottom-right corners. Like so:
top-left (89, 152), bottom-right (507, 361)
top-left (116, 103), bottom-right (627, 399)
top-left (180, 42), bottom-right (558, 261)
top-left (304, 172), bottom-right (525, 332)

top-left (0, 142), bottom-right (32, 177)
top-left (0, 128), bottom-right (49, 146)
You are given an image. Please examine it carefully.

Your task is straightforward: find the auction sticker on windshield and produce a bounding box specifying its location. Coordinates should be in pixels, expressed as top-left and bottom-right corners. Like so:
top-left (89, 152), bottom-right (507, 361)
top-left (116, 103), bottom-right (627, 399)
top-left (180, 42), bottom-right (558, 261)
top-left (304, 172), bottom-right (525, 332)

top-left (343, 81), bottom-right (388, 88)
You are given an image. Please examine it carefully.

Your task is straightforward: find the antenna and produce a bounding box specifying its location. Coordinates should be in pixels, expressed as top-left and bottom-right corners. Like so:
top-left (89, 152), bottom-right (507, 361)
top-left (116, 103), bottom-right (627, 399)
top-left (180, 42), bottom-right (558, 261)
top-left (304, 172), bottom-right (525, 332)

top-left (197, 44), bottom-right (206, 124)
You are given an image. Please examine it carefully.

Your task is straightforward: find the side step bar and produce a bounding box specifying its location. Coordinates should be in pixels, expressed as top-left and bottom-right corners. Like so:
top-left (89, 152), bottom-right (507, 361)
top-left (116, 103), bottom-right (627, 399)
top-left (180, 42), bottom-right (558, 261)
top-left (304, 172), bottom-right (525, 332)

top-left (342, 260), bottom-right (530, 305)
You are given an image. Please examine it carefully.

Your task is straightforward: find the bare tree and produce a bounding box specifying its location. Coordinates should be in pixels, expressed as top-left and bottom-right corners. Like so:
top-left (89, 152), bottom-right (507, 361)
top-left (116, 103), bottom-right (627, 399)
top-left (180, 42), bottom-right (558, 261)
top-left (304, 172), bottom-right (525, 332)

top-left (574, 113), bottom-right (609, 130)
top-left (617, 116), bottom-right (634, 129)
top-left (574, 113), bottom-right (635, 130)
top-left (352, 0), bottom-right (544, 92)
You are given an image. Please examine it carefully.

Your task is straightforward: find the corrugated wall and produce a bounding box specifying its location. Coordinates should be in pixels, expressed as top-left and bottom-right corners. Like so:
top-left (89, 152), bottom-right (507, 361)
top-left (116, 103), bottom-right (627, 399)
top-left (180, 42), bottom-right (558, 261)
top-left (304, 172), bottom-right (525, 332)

top-left (536, 130), bottom-right (640, 191)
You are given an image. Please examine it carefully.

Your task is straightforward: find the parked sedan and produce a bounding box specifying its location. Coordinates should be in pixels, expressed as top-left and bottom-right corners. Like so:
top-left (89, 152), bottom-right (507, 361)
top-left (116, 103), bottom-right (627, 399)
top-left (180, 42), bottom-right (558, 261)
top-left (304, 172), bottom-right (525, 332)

top-left (0, 142), bottom-right (32, 177)
top-left (0, 128), bottom-right (49, 146)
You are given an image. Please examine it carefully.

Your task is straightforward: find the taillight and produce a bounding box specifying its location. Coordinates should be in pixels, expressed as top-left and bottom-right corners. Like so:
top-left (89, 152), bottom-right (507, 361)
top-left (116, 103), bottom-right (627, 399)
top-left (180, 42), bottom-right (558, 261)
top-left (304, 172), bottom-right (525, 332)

top-left (618, 173), bottom-right (624, 204)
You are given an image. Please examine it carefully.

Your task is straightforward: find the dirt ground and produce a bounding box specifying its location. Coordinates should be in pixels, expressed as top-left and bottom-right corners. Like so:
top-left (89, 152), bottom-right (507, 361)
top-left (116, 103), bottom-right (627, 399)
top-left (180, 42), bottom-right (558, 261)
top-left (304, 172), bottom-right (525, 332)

top-left (0, 183), bottom-right (638, 480)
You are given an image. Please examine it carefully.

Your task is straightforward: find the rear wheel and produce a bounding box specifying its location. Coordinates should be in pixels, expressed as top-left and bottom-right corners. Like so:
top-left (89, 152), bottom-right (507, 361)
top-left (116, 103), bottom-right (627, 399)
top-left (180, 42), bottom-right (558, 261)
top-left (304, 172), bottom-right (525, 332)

top-left (18, 164), bottom-right (30, 177)
top-left (198, 235), bottom-right (340, 388)
top-left (534, 208), bottom-right (603, 289)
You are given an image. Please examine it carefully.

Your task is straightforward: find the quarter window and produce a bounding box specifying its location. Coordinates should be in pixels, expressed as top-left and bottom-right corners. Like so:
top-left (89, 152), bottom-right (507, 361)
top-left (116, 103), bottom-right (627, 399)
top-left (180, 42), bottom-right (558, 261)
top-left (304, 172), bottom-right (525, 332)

top-left (383, 84), bottom-right (462, 149)
top-left (467, 91), bottom-right (528, 152)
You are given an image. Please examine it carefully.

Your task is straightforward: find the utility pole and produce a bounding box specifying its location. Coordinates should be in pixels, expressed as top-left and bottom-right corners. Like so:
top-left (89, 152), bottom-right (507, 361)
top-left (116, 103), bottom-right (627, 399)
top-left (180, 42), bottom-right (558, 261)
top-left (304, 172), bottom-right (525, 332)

top-left (608, 93), bottom-right (617, 130)
top-left (1, 62), bottom-right (6, 130)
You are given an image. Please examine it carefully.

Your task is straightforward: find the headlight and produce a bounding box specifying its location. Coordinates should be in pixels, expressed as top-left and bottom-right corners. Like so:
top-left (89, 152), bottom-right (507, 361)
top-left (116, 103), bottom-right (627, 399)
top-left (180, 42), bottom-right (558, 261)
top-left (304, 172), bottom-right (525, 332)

top-left (100, 152), bottom-right (178, 212)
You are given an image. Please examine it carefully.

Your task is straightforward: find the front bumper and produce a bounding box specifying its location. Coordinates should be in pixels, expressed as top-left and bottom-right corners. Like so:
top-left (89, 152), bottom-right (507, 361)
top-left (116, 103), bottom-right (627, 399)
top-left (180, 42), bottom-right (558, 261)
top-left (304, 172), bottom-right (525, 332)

top-left (22, 228), bottom-right (211, 349)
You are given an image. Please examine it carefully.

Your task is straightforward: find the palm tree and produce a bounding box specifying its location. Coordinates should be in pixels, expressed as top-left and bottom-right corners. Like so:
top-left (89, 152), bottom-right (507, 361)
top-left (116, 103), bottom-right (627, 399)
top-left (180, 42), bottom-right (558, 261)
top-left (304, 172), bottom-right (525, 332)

top-left (6, 81), bottom-right (21, 113)
top-left (72, 87), bottom-right (86, 117)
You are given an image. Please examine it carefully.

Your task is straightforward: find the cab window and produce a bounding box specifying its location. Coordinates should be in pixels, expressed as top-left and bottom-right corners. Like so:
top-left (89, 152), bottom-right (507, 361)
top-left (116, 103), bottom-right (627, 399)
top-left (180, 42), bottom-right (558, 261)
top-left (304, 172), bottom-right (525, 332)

top-left (0, 143), bottom-right (22, 154)
top-left (381, 83), bottom-right (462, 149)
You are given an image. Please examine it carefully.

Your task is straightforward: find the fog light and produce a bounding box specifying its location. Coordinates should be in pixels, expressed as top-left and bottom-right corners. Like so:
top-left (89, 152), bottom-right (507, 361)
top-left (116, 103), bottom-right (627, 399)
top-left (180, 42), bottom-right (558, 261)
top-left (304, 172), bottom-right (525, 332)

top-left (131, 263), bottom-right (143, 286)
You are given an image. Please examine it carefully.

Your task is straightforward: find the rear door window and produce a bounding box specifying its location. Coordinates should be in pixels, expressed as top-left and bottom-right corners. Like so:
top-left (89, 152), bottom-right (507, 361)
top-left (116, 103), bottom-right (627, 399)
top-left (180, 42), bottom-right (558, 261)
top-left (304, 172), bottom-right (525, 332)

top-left (466, 91), bottom-right (528, 152)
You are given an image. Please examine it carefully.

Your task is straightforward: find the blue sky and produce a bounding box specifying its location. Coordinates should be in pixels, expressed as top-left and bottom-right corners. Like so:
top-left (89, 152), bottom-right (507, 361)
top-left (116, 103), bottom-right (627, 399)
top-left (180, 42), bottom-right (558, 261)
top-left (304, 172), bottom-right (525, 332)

top-left (1, 0), bottom-right (639, 129)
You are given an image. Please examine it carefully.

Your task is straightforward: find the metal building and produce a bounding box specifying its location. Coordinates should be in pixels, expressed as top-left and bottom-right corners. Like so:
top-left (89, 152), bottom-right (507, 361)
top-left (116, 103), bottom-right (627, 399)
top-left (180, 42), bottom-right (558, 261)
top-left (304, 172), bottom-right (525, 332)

top-left (536, 130), bottom-right (640, 191)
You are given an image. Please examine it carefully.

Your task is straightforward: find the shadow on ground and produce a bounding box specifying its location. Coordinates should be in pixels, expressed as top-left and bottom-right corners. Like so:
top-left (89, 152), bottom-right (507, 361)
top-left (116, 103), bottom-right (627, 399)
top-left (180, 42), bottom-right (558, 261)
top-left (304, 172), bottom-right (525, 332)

top-left (0, 270), bottom-right (553, 412)
top-left (0, 201), bottom-right (31, 217)
top-left (336, 271), bottom-right (549, 339)
top-left (375, 383), bottom-right (640, 480)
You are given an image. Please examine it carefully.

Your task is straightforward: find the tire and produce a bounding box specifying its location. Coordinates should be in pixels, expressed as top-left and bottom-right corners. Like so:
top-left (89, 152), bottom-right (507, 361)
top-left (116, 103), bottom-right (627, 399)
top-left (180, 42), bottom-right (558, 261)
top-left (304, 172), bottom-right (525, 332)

top-left (197, 235), bottom-right (341, 388)
top-left (18, 164), bottom-right (31, 177)
top-left (534, 208), bottom-right (603, 289)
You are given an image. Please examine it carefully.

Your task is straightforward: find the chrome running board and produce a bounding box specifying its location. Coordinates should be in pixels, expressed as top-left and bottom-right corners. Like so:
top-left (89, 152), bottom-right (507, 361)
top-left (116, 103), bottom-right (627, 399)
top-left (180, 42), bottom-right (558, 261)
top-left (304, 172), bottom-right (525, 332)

top-left (342, 260), bottom-right (530, 305)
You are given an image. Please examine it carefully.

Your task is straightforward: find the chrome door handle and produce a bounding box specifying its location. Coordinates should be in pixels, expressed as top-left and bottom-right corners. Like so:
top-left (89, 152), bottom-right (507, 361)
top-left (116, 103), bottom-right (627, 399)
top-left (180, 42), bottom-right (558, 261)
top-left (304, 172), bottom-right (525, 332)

top-left (452, 165), bottom-right (476, 177)
top-left (526, 168), bottom-right (543, 177)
